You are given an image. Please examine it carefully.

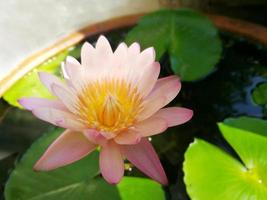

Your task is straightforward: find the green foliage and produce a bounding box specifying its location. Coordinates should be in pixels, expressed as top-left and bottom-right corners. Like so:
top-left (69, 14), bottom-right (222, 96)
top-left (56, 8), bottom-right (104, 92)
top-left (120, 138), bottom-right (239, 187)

top-left (183, 117), bottom-right (267, 200)
top-left (223, 116), bottom-right (267, 138)
top-left (3, 46), bottom-right (81, 108)
top-left (5, 128), bottom-right (165, 200)
top-left (125, 9), bottom-right (222, 81)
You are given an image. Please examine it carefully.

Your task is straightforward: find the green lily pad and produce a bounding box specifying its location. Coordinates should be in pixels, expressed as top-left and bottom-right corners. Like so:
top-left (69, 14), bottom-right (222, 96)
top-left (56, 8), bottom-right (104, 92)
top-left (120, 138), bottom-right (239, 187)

top-left (183, 117), bottom-right (267, 200)
top-left (118, 177), bottom-right (165, 200)
top-left (5, 128), bottom-right (165, 200)
top-left (125, 9), bottom-right (222, 81)
top-left (3, 45), bottom-right (81, 108)
top-left (252, 83), bottom-right (267, 105)
top-left (223, 116), bottom-right (267, 138)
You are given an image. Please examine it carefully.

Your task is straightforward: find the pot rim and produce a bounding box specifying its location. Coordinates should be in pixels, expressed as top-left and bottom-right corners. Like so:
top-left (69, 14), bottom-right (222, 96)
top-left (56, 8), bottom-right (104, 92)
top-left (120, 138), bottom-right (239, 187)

top-left (1, 12), bottom-right (267, 97)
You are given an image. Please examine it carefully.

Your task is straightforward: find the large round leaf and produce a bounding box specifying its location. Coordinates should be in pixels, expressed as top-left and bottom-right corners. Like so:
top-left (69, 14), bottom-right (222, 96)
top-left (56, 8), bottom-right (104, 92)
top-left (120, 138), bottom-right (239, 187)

top-left (125, 9), bottom-right (222, 81)
top-left (5, 128), bottom-right (165, 200)
top-left (183, 117), bottom-right (267, 200)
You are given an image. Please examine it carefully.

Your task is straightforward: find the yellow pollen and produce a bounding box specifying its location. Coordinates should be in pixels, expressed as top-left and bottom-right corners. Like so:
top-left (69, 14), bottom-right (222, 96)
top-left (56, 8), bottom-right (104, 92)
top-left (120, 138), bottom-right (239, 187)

top-left (77, 79), bottom-right (143, 133)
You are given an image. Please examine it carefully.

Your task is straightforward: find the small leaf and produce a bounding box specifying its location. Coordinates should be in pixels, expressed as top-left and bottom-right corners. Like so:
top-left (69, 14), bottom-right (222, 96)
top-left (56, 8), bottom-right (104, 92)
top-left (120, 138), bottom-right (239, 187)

top-left (125, 9), bottom-right (222, 81)
top-left (3, 46), bottom-right (80, 108)
top-left (252, 83), bottom-right (267, 105)
top-left (184, 117), bottom-right (267, 200)
top-left (5, 128), bottom-right (165, 200)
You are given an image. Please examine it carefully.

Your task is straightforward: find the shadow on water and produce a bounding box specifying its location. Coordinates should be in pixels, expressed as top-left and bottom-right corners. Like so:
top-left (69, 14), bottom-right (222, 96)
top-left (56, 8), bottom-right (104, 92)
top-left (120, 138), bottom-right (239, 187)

top-left (1, 29), bottom-right (267, 199)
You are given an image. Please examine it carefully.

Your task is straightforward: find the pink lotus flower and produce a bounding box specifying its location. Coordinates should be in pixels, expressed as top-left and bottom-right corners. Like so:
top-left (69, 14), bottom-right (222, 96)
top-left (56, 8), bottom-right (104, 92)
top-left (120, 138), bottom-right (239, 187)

top-left (19, 36), bottom-right (193, 185)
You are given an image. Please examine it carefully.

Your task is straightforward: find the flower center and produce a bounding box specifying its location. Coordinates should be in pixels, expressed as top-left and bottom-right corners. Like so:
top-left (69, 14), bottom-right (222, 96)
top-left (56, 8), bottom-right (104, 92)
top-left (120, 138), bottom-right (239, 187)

top-left (77, 79), bottom-right (143, 133)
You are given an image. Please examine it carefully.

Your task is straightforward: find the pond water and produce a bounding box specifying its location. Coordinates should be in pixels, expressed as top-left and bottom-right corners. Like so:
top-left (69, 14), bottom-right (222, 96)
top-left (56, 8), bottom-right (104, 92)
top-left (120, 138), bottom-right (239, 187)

top-left (1, 28), bottom-right (267, 199)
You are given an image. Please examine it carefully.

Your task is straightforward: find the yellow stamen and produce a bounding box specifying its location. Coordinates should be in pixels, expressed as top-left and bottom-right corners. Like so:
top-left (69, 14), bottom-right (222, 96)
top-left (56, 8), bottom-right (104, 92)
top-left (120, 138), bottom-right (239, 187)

top-left (100, 94), bottom-right (120, 127)
top-left (77, 79), bottom-right (143, 133)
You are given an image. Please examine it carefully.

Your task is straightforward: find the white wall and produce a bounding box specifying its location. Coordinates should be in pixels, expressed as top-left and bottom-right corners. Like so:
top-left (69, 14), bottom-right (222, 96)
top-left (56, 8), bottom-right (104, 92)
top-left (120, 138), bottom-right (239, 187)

top-left (0, 0), bottom-right (160, 82)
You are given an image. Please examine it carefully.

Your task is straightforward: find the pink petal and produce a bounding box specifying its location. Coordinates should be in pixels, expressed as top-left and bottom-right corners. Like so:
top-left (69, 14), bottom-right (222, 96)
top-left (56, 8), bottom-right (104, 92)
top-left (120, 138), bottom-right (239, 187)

top-left (112, 43), bottom-right (156, 92)
top-left (128, 42), bottom-right (140, 55)
top-left (63, 56), bottom-right (83, 83)
top-left (147, 75), bottom-right (181, 106)
top-left (32, 107), bottom-right (86, 131)
top-left (61, 63), bottom-right (69, 80)
top-left (134, 116), bottom-right (168, 137)
top-left (89, 35), bottom-right (113, 71)
top-left (61, 56), bottom-right (81, 80)
top-left (113, 42), bottom-right (128, 75)
top-left (154, 107), bottom-right (193, 127)
top-left (81, 42), bottom-right (95, 67)
top-left (120, 138), bottom-right (168, 185)
top-left (80, 37), bottom-right (114, 80)
top-left (34, 129), bottom-right (96, 171)
top-left (38, 72), bottom-right (64, 94)
top-left (117, 43), bottom-right (141, 79)
top-left (61, 63), bottom-right (79, 89)
top-left (18, 97), bottom-right (66, 111)
top-left (137, 62), bottom-right (160, 97)
top-left (83, 129), bottom-right (107, 145)
top-left (99, 131), bottom-right (117, 140)
top-left (51, 83), bottom-right (78, 114)
top-left (66, 56), bottom-right (80, 65)
top-left (138, 47), bottom-right (155, 67)
top-left (112, 43), bottom-right (133, 79)
top-left (137, 95), bottom-right (166, 121)
top-left (114, 42), bottom-right (127, 56)
top-left (100, 141), bottom-right (124, 184)
top-left (95, 35), bottom-right (113, 55)
top-left (114, 129), bottom-right (141, 145)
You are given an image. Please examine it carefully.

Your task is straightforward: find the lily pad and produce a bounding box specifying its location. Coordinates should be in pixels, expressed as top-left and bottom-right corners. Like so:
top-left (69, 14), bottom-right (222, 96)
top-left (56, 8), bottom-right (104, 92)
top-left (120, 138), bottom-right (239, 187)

top-left (3, 46), bottom-right (81, 108)
top-left (223, 116), bottom-right (267, 138)
top-left (183, 117), bottom-right (267, 200)
top-left (5, 128), bottom-right (165, 200)
top-left (252, 83), bottom-right (267, 105)
top-left (125, 9), bottom-right (222, 81)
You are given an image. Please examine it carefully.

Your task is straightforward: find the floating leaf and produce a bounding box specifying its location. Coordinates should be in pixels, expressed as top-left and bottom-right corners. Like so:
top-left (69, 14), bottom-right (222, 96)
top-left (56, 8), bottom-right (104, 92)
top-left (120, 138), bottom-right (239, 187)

top-left (118, 177), bottom-right (165, 200)
top-left (5, 128), bottom-right (165, 200)
top-left (125, 9), bottom-right (222, 81)
top-left (184, 117), bottom-right (267, 200)
top-left (223, 116), bottom-right (267, 138)
top-left (3, 46), bottom-right (81, 108)
top-left (252, 83), bottom-right (267, 105)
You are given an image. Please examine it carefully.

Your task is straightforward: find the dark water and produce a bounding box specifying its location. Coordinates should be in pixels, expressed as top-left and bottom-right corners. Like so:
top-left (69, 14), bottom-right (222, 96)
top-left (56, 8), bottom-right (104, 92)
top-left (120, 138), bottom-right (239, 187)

top-left (1, 29), bottom-right (267, 199)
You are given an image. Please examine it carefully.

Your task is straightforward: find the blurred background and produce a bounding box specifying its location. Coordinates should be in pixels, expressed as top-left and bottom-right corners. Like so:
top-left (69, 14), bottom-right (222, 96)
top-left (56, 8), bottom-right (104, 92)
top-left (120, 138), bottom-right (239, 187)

top-left (1, 0), bottom-right (267, 84)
